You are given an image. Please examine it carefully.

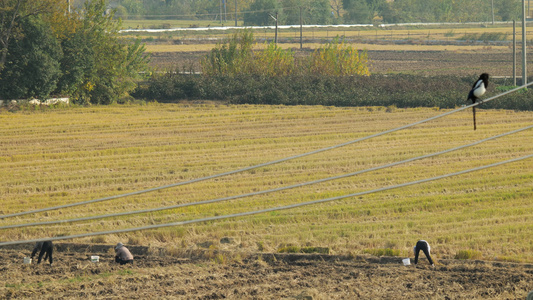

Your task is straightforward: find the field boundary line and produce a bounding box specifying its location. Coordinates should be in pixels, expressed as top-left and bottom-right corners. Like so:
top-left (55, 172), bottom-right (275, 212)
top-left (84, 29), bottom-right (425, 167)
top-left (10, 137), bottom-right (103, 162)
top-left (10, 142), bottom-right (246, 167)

top-left (0, 154), bottom-right (530, 246)
top-left (1, 125), bottom-right (531, 230)
top-left (2, 82), bottom-right (531, 220)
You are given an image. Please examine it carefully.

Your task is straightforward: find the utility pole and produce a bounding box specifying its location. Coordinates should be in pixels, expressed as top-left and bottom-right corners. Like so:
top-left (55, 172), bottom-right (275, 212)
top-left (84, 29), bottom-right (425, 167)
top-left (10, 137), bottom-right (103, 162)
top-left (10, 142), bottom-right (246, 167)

top-left (514, 20), bottom-right (517, 86)
top-left (300, 7), bottom-right (303, 49)
top-left (491, 0), bottom-right (494, 25)
top-left (219, 0), bottom-right (222, 25)
top-left (67, 0), bottom-right (70, 14)
top-left (523, 0), bottom-right (527, 86)
top-left (235, 0), bottom-right (237, 27)
top-left (269, 12), bottom-right (278, 44)
top-left (275, 12), bottom-right (278, 44)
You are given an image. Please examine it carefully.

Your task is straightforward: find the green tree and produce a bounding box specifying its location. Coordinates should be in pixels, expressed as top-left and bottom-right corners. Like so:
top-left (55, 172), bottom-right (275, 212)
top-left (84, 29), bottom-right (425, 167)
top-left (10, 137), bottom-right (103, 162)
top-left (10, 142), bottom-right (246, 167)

top-left (65, 0), bottom-right (148, 104)
top-left (0, 0), bottom-right (59, 73)
top-left (496, 0), bottom-right (520, 21)
top-left (121, 0), bottom-right (144, 15)
top-left (381, 0), bottom-right (493, 23)
top-left (1, 0), bottom-right (148, 104)
top-left (342, 0), bottom-right (371, 23)
top-left (244, 0), bottom-right (280, 26)
top-left (283, 0), bottom-right (332, 25)
top-left (0, 15), bottom-right (62, 99)
top-left (55, 27), bottom-right (95, 97)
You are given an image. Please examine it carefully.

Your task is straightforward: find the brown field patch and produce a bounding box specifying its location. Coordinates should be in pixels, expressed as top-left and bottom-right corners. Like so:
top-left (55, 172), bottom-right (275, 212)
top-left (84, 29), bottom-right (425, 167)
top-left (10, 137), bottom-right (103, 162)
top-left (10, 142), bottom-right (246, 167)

top-left (1, 244), bottom-right (532, 299)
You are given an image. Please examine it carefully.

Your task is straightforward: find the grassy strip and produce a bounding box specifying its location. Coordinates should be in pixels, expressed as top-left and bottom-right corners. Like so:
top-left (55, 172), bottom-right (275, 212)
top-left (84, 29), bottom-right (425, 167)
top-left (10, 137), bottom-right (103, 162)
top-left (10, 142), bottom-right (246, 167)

top-left (0, 104), bottom-right (531, 262)
top-left (142, 43), bottom-right (510, 53)
top-left (133, 74), bottom-right (533, 111)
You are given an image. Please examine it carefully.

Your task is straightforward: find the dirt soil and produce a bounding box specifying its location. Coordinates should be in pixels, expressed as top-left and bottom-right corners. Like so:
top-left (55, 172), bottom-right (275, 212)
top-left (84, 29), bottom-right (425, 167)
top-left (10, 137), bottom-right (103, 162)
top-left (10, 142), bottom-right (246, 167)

top-left (149, 49), bottom-right (518, 77)
top-left (1, 244), bottom-right (532, 299)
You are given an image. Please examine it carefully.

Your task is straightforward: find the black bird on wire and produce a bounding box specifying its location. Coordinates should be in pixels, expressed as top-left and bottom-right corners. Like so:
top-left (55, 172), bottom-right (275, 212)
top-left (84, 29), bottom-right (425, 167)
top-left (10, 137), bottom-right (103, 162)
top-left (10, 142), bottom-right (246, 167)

top-left (467, 73), bottom-right (489, 130)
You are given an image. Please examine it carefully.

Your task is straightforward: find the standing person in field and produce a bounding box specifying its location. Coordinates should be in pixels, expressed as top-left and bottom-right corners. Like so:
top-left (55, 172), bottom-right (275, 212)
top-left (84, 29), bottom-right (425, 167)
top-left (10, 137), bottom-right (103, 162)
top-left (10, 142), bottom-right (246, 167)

top-left (413, 240), bottom-right (434, 267)
top-left (31, 241), bottom-right (53, 265)
top-left (115, 242), bottom-right (134, 265)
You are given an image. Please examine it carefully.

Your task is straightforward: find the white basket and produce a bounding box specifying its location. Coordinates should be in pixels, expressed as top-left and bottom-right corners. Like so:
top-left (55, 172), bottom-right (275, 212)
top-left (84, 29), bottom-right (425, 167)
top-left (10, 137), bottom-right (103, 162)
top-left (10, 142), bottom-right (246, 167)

top-left (90, 256), bottom-right (100, 263)
top-left (402, 258), bottom-right (411, 266)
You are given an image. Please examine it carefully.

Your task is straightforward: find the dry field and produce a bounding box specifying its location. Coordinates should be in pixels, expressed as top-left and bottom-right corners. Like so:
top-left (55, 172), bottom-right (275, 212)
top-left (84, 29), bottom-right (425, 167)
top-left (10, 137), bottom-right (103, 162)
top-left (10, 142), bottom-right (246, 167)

top-left (149, 48), bottom-right (520, 77)
top-left (0, 103), bottom-right (532, 299)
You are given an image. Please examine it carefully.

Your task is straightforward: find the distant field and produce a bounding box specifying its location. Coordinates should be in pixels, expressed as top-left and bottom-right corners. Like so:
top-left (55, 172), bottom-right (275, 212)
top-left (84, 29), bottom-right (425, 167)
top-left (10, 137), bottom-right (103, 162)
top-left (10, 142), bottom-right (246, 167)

top-left (120, 20), bottom-right (529, 43)
top-left (121, 22), bottom-right (521, 55)
top-left (143, 42), bottom-right (509, 53)
top-left (121, 19), bottom-right (243, 30)
top-left (1, 104), bottom-right (531, 262)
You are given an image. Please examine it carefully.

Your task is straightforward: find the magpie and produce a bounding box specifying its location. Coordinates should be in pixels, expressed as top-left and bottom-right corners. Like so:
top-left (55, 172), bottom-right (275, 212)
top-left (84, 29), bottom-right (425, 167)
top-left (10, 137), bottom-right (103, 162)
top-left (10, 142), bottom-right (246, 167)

top-left (467, 73), bottom-right (489, 130)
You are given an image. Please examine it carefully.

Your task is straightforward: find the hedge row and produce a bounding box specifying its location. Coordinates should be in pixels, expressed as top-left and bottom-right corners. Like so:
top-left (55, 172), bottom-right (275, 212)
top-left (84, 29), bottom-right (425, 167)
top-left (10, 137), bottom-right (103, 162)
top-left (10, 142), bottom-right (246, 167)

top-left (133, 74), bottom-right (533, 111)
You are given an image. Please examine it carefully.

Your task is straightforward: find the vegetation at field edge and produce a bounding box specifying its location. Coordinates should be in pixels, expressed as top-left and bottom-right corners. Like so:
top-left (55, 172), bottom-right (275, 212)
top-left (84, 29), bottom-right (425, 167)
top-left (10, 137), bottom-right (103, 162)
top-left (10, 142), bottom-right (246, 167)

top-left (134, 74), bottom-right (533, 111)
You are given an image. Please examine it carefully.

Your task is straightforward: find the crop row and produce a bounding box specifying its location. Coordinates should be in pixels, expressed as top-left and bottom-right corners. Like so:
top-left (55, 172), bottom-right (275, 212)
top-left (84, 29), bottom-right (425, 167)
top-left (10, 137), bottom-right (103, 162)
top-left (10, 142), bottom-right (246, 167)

top-left (0, 104), bottom-right (531, 261)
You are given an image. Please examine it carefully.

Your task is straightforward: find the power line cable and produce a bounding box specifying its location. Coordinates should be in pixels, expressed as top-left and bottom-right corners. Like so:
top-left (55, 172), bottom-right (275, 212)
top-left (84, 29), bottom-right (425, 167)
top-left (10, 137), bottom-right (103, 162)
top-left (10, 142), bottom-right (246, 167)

top-left (1, 124), bottom-right (530, 230)
top-left (0, 153), bottom-right (530, 247)
top-left (1, 82), bottom-right (531, 220)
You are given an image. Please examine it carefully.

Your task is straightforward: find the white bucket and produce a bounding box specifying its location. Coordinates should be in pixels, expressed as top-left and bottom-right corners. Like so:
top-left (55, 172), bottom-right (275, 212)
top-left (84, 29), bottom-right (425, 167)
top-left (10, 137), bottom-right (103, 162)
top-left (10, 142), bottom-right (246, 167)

top-left (23, 257), bottom-right (32, 264)
top-left (402, 258), bottom-right (411, 266)
top-left (90, 256), bottom-right (100, 263)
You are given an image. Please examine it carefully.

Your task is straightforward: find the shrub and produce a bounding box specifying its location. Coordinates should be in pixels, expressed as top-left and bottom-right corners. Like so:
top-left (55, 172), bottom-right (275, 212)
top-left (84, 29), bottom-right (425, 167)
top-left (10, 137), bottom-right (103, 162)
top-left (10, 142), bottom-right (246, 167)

top-left (308, 37), bottom-right (370, 76)
top-left (363, 248), bottom-right (401, 257)
top-left (90, 236), bottom-right (106, 243)
top-left (455, 250), bottom-right (483, 260)
top-left (254, 42), bottom-right (295, 76)
top-left (278, 245), bottom-right (300, 253)
top-left (133, 73), bottom-right (533, 111)
top-left (200, 31), bottom-right (368, 77)
top-left (200, 30), bottom-right (254, 76)
top-left (459, 32), bottom-right (508, 42)
top-left (277, 245), bottom-right (330, 254)
top-left (300, 247), bottom-right (330, 254)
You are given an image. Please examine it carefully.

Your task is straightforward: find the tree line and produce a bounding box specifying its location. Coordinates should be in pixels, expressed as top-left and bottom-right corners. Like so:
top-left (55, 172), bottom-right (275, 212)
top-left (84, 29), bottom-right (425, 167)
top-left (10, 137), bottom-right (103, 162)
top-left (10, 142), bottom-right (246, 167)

top-left (106, 0), bottom-right (521, 25)
top-left (0, 0), bottom-right (148, 104)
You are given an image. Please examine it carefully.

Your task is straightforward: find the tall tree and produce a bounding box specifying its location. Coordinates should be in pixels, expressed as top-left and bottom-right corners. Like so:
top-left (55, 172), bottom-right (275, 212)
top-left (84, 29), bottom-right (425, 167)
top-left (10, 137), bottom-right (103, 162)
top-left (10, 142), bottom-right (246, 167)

top-left (0, 0), bottom-right (58, 73)
top-left (330, 0), bottom-right (343, 19)
top-left (0, 0), bottom-right (148, 103)
top-left (283, 0), bottom-right (331, 25)
top-left (496, 0), bottom-right (520, 21)
top-left (0, 15), bottom-right (62, 99)
top-left (244, 0), bottom-right (280, 26)
top-left (342, 0), bottom-right (371, 23)
top-left (65, 0), bottom-right (148, 104)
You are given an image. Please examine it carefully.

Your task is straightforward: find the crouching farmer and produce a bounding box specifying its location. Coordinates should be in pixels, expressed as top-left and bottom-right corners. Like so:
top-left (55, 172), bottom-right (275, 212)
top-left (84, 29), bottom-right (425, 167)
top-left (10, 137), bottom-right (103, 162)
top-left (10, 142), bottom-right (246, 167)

top-left (413, 240), bottom-right (434, 267)
top-left (31, 241), bottom-right (53, 265)
top-left (115, 242), bottom-right (133, 265)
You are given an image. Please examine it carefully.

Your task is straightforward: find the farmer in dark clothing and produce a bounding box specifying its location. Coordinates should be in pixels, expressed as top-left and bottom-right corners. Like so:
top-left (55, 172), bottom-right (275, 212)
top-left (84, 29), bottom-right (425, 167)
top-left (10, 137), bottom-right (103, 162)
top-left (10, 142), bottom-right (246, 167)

top-left (31, 241), bottom-right (53, 265)
top-left (413, 240), bottom-right (434, 267)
